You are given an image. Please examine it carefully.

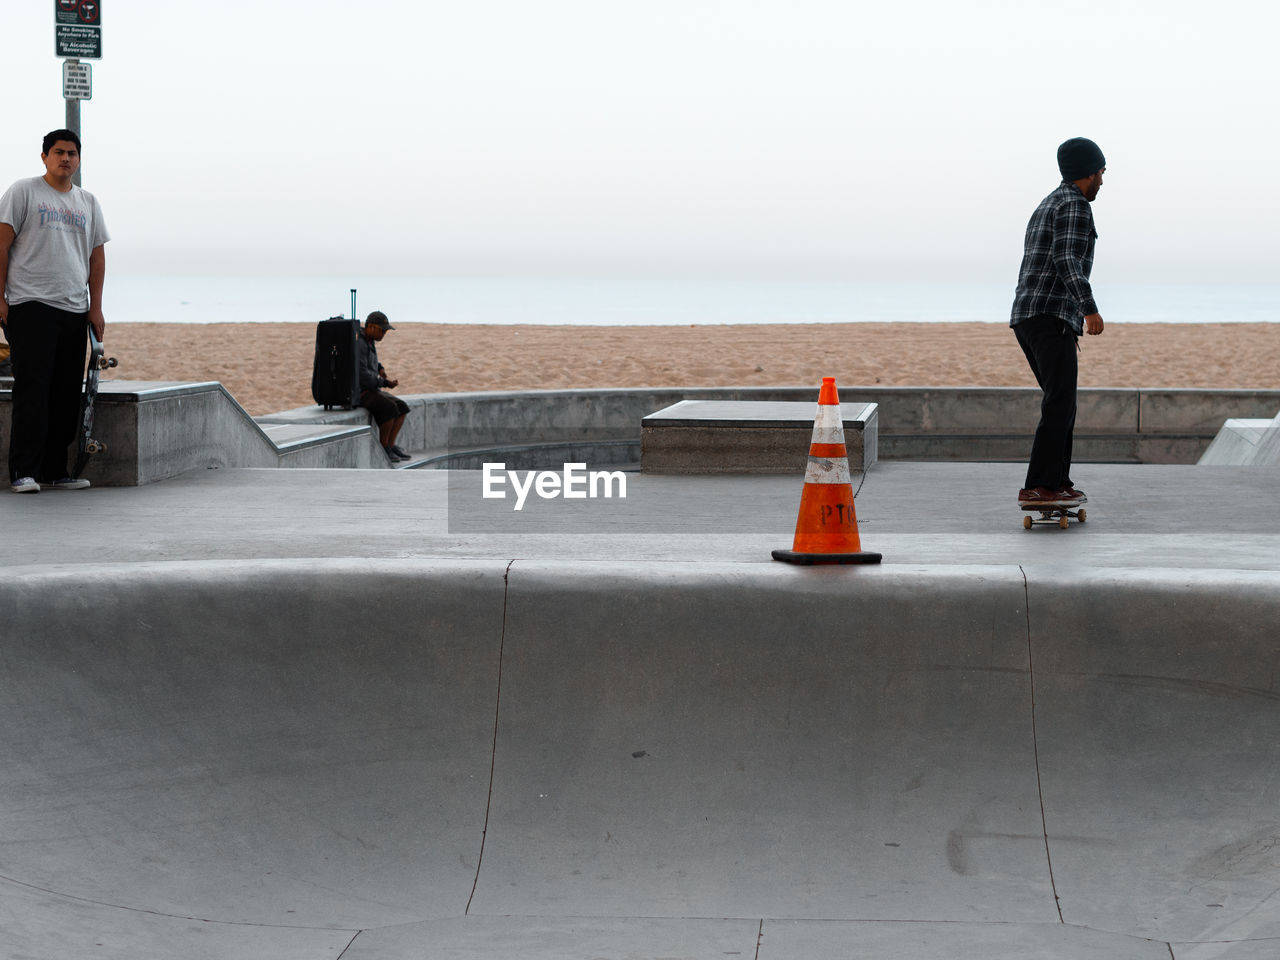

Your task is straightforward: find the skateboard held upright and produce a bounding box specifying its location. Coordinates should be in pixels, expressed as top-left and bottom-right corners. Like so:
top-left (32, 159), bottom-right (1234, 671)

top-left (73, 326), bottom-right (118, 479)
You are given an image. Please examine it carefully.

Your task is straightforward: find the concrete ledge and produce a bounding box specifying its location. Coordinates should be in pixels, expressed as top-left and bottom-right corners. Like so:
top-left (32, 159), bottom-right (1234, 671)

top-left (640, 399), bottom-right (878, 473)
top-left (1198, 411), bottom-right (1280, 466)
top-left (266, 385), bottom-right (1280, 471)
top-left (883, 431), bottom-right (1217, 464)
top-left (0, 380), bottom-right (388, 484)
top-left (1140, 389), bottom-right (1280, 433)
top-left (6, 380), bottom-right (286, 485)
top-left (7, 381), bottom-right (1279, 485)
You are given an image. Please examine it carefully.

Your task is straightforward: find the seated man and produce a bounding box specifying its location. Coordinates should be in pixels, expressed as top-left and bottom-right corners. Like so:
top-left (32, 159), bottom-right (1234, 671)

top-left (357, 311), bottom-right (410, 462)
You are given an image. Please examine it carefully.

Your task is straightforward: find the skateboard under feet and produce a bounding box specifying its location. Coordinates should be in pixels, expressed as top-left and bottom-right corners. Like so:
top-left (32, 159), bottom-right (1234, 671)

top-left (1020, 502), bottom-right (1086, 529)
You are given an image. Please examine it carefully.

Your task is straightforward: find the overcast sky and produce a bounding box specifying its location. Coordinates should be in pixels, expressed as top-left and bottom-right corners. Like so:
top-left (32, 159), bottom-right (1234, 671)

top-left (3, 0), bottom-right (1276, 283)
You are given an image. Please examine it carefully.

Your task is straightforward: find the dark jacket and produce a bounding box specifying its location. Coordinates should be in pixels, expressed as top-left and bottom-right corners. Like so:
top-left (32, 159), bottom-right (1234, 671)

top-left (357, 335), bottom-right (385, 393)
top-left (1010, 181), bottom-right (1098, 335)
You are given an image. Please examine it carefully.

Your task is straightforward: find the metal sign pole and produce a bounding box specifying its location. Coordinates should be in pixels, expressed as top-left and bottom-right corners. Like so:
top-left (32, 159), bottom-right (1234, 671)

top-left (55, 1), bottom-right (101, 186)
top-left (64, 58), bottom-right (82, 186)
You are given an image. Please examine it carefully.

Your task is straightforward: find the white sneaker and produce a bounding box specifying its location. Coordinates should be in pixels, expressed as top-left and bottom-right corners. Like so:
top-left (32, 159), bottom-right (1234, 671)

top-left (50, 477), bottom-right (91, 490)
top-left (10, 477), bottom-right (40, 494)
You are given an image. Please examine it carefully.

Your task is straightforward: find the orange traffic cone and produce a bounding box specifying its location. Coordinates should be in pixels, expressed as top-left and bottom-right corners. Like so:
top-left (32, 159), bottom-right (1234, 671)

top-left (772, 377), bottom-right (881, 565)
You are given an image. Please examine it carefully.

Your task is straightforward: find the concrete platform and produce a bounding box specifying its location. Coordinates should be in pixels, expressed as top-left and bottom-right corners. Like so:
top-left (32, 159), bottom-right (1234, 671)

top-left (2, 461), bottom-right (1279, 960)
top-left (640, 399), bottom-right (878, 473)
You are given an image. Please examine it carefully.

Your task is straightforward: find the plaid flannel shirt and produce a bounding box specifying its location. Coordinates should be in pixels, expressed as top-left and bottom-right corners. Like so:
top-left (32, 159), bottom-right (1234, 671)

top-left (1009, 181), bottom-right (1098, 335)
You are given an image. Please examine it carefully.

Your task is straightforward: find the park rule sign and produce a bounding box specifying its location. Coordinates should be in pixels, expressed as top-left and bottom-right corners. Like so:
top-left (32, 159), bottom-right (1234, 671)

top-left (63, 61), bottom-right (92, 100)
top-left (55, 0), bottom-right (102, 60)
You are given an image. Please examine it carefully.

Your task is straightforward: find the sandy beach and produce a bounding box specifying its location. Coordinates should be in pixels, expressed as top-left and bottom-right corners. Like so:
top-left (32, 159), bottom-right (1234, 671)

top-left (98, 321), bottom-right (1280, 417)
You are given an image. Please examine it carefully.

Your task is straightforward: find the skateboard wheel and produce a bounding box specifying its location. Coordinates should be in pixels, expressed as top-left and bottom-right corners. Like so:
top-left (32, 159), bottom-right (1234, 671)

top-left (1078, 508), bottom-right (1086, 523)
top-left (86, 440), bottom-right (105, 455)
top-left (1059, 515), bottom-right (1069, 529)
top-left (1023, 515), bottom-right (1032, 529)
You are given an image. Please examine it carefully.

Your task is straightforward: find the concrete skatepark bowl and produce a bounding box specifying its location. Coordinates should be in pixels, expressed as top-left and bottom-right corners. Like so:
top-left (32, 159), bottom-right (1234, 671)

top-left (2, 555), bottom-right (1278, 959)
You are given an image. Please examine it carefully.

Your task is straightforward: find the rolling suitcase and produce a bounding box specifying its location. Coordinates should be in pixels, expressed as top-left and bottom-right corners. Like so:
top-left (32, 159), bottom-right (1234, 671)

top-left (311, 316), bottom-right (360, 409)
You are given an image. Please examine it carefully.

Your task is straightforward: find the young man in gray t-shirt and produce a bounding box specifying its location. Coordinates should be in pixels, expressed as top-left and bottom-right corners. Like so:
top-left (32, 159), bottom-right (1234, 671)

top-left (0, 129), bottom-right (110, 493)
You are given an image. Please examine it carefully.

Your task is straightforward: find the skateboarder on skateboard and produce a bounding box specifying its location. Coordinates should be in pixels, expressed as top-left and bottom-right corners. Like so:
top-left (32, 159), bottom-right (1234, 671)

top-left (1010, 137), bottom-right (1107, 512)
top-left (1, 129), bottom-right (110, 494)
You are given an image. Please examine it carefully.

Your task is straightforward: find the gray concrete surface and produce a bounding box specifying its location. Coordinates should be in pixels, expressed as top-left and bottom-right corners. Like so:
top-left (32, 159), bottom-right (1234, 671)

top-left (2, 460), bottom-right (1279, 959)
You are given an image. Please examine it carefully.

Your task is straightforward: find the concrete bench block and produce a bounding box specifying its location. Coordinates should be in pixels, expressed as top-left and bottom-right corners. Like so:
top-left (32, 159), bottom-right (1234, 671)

top-left (640, 400), bottom-right (878, 475)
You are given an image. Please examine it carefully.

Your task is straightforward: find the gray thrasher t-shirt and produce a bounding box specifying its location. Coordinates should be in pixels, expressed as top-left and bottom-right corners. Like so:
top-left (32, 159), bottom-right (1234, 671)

top-left (0, 175), bottom-right (111, 313)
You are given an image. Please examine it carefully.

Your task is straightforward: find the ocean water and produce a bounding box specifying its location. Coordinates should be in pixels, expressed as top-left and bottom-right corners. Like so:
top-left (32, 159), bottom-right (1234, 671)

top-left (108, 275), bottom-right (1280, 326)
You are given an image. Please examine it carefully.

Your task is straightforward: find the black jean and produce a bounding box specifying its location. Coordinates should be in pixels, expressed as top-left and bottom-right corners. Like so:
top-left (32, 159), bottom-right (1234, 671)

top-left (1014, 314), bottom-right (1078, 491)
top-left (5, 301), bottom-right (89, 483)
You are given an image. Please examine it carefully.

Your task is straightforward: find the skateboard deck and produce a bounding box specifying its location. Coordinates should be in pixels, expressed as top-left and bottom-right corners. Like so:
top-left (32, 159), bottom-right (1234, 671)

top-left (72, 327), bottom-right (118, 479)
top-left (1020, 501), bottom-right (1086, 529)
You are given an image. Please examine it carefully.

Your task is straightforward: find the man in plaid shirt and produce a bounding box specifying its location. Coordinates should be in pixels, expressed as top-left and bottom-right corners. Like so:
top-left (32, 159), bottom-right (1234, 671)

top-left (1010, 137), bottom-right (1107, 507)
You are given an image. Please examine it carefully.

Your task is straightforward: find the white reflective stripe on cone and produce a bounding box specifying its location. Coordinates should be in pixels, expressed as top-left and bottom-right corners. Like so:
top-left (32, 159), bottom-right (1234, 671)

top-left (803, 456), bottom-right (853, 485)
top-left (809, 423), bottom-right (847, 444)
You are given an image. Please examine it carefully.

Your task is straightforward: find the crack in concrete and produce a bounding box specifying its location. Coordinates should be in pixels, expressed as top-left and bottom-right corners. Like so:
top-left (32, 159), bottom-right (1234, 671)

top-left (1021, 564), bottom-right (1063, 924)
top-left (466, 558), bottom-right (516, 915)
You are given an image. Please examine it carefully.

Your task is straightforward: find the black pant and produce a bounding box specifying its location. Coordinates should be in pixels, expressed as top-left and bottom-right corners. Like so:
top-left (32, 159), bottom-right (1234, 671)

top-left (6, 301), bottom-right (88, 483)
top-left (1014, 315), bottom-right (1078, 491)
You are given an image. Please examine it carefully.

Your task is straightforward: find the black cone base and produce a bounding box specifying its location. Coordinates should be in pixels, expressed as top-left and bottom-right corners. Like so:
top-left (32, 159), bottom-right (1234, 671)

top-left (771, 549), bottom-right (883, 565)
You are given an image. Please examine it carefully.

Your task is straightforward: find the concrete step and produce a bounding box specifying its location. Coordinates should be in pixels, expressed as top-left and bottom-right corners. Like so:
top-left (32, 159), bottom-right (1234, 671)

top-left (257, 422), bottom-right (373, 452)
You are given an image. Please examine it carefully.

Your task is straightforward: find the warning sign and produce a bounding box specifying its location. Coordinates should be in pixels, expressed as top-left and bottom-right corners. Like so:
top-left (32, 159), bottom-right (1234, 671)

top-left (55, 2), bottom-right (102, 59)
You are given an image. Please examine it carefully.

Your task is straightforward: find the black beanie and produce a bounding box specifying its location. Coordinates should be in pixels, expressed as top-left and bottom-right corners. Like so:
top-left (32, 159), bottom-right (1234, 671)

top-left (1057, 138), bottom-right (1105, 181)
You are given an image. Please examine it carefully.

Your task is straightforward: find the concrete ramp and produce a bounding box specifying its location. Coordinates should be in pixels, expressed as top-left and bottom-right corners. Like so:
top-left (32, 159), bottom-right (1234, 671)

top-left (0, 561), bottom-right (508, 957)
top-left (1199, 411), bottom-right (1280, 466)
top-left (476, 564), bottom-right (1045, 922)
top-left (1030, 570), bottom-right (1280, 947)
top-left (1, 561), bottom-right (1278, 959)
